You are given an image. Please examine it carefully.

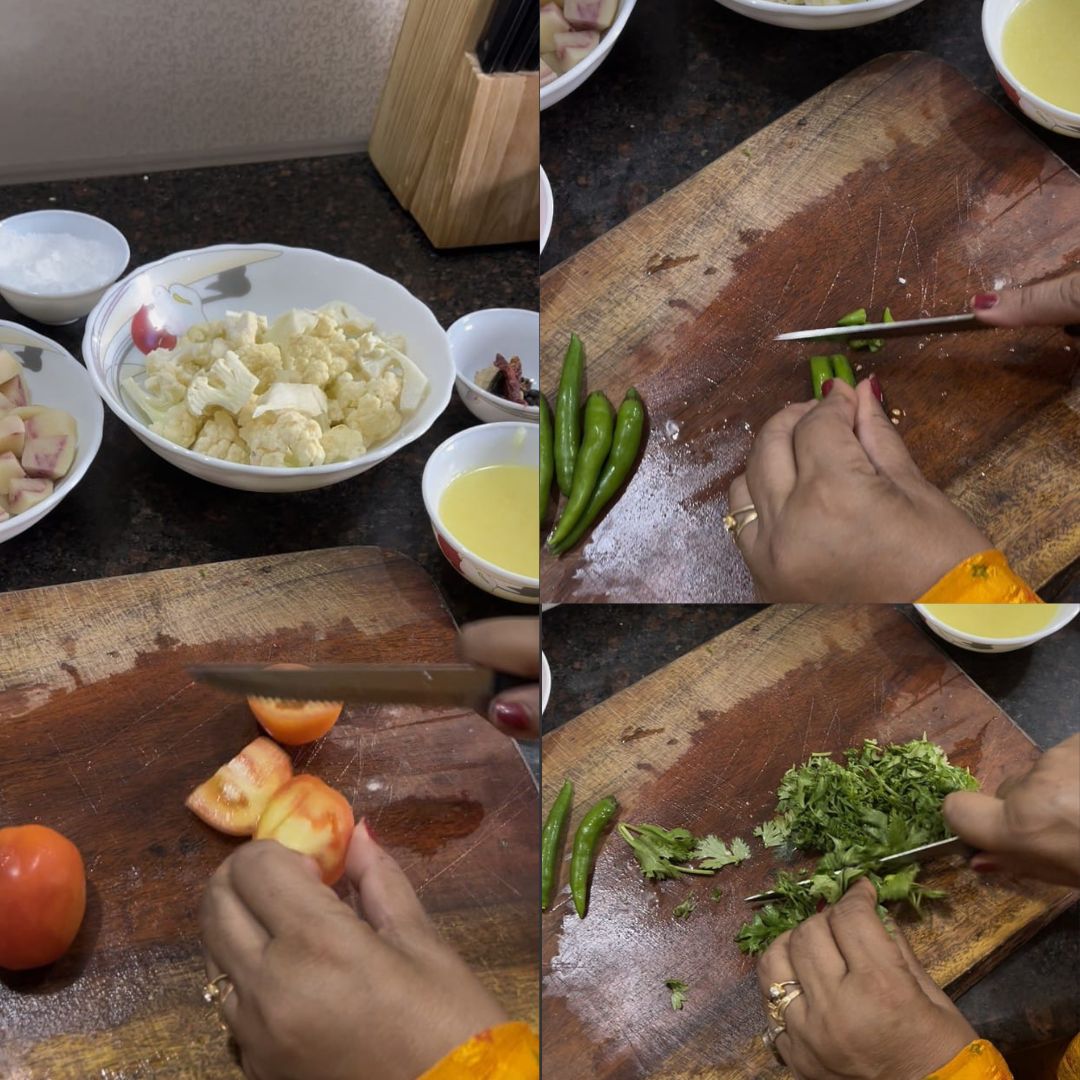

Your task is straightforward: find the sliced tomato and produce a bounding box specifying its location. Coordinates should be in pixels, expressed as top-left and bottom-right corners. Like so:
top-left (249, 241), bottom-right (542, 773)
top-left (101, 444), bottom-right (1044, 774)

top-left (0, 825), bottom-right (86, 971)
top-left (254, 775), bottom-right (354, 885)
top-left (186, 737), bottom-right (293, 836)
top-left (247, 663), bottom-right (344, 746)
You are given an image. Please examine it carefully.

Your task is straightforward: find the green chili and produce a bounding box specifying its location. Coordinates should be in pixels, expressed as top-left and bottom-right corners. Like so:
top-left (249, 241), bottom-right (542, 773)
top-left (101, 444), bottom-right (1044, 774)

top-left (838, 308), bottom-right (867, 327)
top-left (554, 333), bottom-right (584, 496)
top-left (550, 388), bottom-right (645, 556)
top-left (539, 395), bottom-right (554, 521)
top-left (541, 780), bottom-right (574, 910)
top-left (571, 795), bottom-right (618, 918)
top-left (809, 355), bottom-right (834, 400)
top-left (831, 354), bottom-right (856, 388)
top-left (547, 391), bottom-right (615, 550)
top-left (883, 307), bottom-right (894, 324)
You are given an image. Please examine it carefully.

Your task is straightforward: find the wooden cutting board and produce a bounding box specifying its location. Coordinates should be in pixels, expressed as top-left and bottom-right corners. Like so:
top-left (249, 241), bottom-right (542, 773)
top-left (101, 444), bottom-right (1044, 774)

top-left (540, 52), bottom-right (1080, 602)
top-left (0, 548), bottom-right (538, 1079)
top-left (541, 605), bottom-right (1076, 1079)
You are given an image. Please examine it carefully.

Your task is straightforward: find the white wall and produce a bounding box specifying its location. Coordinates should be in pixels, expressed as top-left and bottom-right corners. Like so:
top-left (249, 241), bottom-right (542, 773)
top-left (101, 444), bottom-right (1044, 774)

top-left (0, 0), bottom-right (408, 183)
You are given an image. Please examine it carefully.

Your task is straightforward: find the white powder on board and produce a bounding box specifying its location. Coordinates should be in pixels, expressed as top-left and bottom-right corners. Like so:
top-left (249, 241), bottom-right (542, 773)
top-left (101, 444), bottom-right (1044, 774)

top-left (0, 231), bottom-right (116, 293)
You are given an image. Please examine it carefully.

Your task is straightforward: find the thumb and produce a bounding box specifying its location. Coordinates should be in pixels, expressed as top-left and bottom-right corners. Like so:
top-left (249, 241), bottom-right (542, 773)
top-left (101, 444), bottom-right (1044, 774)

top-left (942, 790), bottom-right (1012, 854)
top-left (971, 271), bottom-right (1080, 328)
top-left (345, 820), bottom-right (435, 945)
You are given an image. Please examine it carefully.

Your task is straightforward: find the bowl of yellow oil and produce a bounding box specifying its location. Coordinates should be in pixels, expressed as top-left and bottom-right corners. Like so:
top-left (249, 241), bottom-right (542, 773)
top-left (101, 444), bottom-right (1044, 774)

top-left (983, 0), bottom-right (1080, 138)
top-left (422, 422), bottom-right (540, 604)
top-left (915, 603), bottom-right (1079, 652)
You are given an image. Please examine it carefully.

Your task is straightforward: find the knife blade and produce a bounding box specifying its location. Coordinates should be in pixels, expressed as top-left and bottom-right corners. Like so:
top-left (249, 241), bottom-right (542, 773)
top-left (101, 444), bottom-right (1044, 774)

top-left (744, 836), bottom-right (975, 904)
top-left (188, 662), bottom-right (495, 709)
top-left (775, 313), bottom-right (984, 343)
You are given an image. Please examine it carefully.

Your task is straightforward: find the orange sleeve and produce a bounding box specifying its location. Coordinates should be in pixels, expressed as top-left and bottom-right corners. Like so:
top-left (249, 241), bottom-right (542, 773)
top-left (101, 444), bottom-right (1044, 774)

top-left (1059, 1033), bottom-right (1080, 1080)
top-left (924, 1040), bottom-right (1013, 1080)
top-left (417, 1022), bottom-right (539, 1080)
top-left (918, 550), bottom-right (1041, 604)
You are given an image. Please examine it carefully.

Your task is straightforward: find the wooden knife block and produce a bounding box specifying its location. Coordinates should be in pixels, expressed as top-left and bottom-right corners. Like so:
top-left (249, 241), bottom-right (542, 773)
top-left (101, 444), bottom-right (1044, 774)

top-left (370, 0), bottom-right (539, 250)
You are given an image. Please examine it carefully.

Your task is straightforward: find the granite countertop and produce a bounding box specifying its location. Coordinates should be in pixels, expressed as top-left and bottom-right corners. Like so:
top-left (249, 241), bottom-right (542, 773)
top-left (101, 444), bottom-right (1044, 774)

top-left (0, 154), bottom-right (537, 627)
top-left (542, 604), bottom-right (1080, 1065)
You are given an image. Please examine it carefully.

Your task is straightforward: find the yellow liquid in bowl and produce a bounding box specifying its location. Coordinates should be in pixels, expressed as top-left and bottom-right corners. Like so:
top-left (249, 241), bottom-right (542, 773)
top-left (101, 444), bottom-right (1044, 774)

top-left (1002, 0), bottom-right (1080, 113)
top-left (439, 465), bottom-right (540, 578)
top-left (922, 604), bottom-right (1059, 639)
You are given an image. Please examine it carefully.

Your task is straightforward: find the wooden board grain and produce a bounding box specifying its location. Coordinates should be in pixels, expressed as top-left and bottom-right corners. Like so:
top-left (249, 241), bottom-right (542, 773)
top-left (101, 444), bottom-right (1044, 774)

top-left (540, 52), bottom-right (1080, 602)
top-left (541, 605), bottom-right (1076, 1079)
top-left (0, 547), bottom-right (539, 1079)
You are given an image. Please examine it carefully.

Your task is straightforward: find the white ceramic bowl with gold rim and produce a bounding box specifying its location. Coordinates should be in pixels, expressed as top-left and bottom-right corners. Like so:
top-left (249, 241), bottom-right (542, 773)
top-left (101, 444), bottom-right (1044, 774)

top-left (82, 243), bottom-right (454, 493)
top-left (982, 0), bottom-right (1080, 139)
top-left (915, 603), bottom-right (1080, 653)
top-left (713, 0), bottom-right (925, 30)
top-left (0, 321), bottom-right (104, 544)
top-left (421, 421), bottom-right (540, 605)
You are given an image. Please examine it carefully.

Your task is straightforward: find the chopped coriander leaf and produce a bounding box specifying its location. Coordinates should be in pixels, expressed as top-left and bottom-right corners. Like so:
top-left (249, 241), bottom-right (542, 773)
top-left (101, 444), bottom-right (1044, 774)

top-left (710, 887), bottom-right (724, 902)
top-left (665, 979), bottom-right (688, 1011)
top-left (736, 737), bottom-right (978, 955)
top-left (618, 823), bottom-right (715, 880)
top-left (672, 896), bottom-right (697, 919)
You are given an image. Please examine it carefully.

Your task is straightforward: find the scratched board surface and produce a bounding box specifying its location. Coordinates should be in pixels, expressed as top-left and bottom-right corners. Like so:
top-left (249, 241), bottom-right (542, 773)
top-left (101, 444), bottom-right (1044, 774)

top-left (541, 605), bottom-right (1076, 1079)
top-left (0, 548), bottom-right (538, 1078)
top-left (540, 53), bottom-right (1080, 602)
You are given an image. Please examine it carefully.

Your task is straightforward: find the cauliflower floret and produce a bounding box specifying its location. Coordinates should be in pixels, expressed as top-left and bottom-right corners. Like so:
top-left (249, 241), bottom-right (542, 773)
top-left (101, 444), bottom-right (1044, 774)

top-left (192, 408), bottom-right (247, 462)
top-left (240, 409), bottom-right (325, 468)
top-left (338, 370), bottom-right (403, 446)
top-left (186, 351), bottom-right (260, 417)
top-left (236, 342), bottom-right (283, 393)
top-left (280, 335), bottom-right (335, 388)
top-left (224, 310), bottom-right (263, 349)
top-left (253, 383), bottom-right (328, 419)
top-left (153, 403), bottom-right (199, 448)
top-left (322, 424), bottom-right (367, 463)
top-left (319, 301), bottom-right (374, 336)
top-left (266, 309), bottom-right (319, 349)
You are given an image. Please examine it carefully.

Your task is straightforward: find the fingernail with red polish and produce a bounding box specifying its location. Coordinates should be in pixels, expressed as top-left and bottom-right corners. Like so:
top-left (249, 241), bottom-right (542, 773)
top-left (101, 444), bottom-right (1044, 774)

top-left (821, 378), bottom-right (835, 398)
top-left (492, 702), bottom-right (532, 732)
top-left (869, 373), bottom-right (884, 404)
top-left (971, 857), bottom-right (998, 874)
top-left (973, 292), bottom-right (998, 311)
top-left (362, 817), bottom-right (380, 845)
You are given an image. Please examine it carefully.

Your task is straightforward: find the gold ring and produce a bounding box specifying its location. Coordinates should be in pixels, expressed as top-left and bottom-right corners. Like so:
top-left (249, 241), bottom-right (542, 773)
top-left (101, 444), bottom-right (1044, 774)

top-left (762, 1025), bottom-right (786, 1063)
top-left (722, 503), bottom-right (758, 534)
top-left (203, 973), bottom-right (235, 1005)
top-left (733, 510), bottom-right (758, 539)
top-left (766, 985), bottom-right (803, 1026)
top-left (767, 980), bottom-right (800, 1002)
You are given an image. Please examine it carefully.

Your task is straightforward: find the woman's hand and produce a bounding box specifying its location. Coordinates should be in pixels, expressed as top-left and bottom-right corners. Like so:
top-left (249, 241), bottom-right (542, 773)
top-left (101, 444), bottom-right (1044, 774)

top-left (944, 734), bottom-right (1080, 888)
top-left (971, 268), bottom-right (1080, 331)
top-left (756, 879), bottom-right (976, 1080)
top-left (199, 827), bottom-right (508, 1080)
top-left (459, 617), bottom-right (541, 739)
top-left (728, 377), bottom-right (990, 602)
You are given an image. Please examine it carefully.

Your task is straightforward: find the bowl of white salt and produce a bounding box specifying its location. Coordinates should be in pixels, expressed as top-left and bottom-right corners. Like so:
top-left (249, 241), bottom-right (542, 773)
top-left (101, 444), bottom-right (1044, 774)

top-left (0, 210), bottom-right (130, 325)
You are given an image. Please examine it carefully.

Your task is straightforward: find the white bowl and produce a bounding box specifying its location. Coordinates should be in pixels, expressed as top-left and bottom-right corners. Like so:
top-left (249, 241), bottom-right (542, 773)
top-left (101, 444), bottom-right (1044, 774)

top-left (541, 0), bottom-right (638, 111)
top-left (0, 321), bottom-right (104, 544)
top-left (0, 210), bottom-right (130, 325)
top-left (915, 604), bottom-right (1080, 653)
top-left (712, 0), bottom-right (925, 30)
top-left (540, 168), bottom-right (553, 256)
top-left (421, 421), bottom-right (540, 605)
top-left (449, 309), bottom-right (539, 425)
top-left (982, 0), bottom-right (1080, 138)
top-left (83, 243), bottom-right (454, 493)
top-left (541, 651), bottom-right (552, 715)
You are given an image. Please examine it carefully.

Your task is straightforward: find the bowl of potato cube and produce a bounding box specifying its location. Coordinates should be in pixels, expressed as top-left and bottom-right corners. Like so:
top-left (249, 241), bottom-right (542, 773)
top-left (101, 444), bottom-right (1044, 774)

top-left (82, 243), bottom-right (455, 493)
top-left (0, 322), bottom-right (104, 544)
top-left (540, 0), bottom-right (638, 111)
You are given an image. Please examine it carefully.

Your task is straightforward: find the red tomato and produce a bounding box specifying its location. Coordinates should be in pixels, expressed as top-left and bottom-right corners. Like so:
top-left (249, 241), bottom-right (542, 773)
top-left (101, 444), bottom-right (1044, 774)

top-left (131, 304), bottom-right (178, 355)
top-left (254, 775), bottom-right (354, 885)
top-left (247, 663), bottom-right (344, 746)
top-left (185, 736), bottom-right (293, 836)
top-left (0, 825), bottom-right (86, 971)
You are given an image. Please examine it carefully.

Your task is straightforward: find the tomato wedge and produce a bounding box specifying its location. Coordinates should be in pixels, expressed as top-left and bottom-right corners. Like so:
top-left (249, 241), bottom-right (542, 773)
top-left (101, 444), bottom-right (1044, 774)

top-left (254, 775), bottom-right (354, 885)
top-left (186, 737), bottom-right (293, 836)
top-left (247, 663), bottom-right (344, 746)
top-left (0, 825), bottom-right (86, 971)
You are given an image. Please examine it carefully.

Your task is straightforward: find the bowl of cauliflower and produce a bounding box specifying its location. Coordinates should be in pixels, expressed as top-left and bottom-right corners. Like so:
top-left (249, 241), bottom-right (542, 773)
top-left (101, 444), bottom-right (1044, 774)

top-left (82, 244), bottom-right (455, 492)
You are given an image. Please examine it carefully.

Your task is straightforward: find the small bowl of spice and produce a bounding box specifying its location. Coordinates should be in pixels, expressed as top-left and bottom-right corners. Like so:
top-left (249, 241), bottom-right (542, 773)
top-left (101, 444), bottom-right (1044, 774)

top-left (0, 210), bottom-right (130, 325)
top-left (448, 308), bottom-right (540, 424)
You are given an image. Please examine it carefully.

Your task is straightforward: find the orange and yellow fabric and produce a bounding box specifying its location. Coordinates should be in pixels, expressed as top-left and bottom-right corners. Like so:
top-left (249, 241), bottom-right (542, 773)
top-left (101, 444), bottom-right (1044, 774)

top-left (918, 550), bottom-right (1041, 604)
top-left (418, 1022), bottom-right (539, 1080)
top-left (924, 1040), bottom-right (1013, 1080)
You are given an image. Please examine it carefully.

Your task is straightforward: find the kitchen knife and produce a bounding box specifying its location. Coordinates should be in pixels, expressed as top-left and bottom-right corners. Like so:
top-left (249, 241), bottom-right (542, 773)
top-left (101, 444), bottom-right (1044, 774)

top-left (775, 313), bottom-right (985, 342)
top-left (744, 835), bottom-right (975, 904)
top-left (188, 662), bottom-right (499, 710)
